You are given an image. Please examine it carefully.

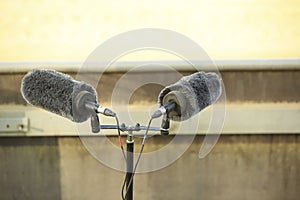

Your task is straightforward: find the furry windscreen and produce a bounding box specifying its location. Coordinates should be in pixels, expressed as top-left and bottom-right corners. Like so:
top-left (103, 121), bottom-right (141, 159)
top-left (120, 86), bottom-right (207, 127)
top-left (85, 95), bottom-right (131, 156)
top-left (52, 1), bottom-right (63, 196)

top-left (21, 69), bottom-right (97, 122)
top-left (158, 72), bottom-right (222, 121)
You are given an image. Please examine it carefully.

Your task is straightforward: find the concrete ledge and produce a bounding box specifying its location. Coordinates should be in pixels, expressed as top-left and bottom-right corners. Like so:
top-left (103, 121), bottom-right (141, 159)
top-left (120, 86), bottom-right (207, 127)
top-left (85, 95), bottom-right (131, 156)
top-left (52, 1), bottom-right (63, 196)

top-left (0, 59), bottom-right (299, 73)
top-left (0, 103), bottom-right (299, 136)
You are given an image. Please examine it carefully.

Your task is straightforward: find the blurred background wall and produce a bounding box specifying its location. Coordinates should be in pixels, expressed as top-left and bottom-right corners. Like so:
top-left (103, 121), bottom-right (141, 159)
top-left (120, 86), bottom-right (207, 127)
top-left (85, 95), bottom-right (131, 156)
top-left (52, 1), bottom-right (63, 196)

top-left (0, 0), bottom-right (300, 200)
top-left (1, 0), bottom-right (300, 61)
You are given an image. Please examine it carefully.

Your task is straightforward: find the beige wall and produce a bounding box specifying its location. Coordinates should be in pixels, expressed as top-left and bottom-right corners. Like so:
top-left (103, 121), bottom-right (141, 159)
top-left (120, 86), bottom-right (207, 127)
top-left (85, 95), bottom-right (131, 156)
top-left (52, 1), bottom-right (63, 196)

top-left (0, 0), bottom-right (300, 61)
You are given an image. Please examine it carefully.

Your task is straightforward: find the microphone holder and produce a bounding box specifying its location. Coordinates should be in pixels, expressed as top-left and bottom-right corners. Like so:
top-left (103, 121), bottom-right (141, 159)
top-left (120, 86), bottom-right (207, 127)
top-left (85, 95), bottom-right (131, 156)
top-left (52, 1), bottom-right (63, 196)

top-left (100, 123), bottom-right (162, 132)
top-left (98, 122), bottom-right (166, 200)
top-left (160, 114), bottom-right (170, 135)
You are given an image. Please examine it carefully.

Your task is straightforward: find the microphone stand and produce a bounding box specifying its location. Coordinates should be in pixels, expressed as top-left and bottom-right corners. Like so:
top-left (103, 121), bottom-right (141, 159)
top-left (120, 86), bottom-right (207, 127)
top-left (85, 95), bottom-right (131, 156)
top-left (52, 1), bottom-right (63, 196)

top-left (100, 123), bottom-right (163, 200)
top-left (126, 131), bottom-right (134, 200)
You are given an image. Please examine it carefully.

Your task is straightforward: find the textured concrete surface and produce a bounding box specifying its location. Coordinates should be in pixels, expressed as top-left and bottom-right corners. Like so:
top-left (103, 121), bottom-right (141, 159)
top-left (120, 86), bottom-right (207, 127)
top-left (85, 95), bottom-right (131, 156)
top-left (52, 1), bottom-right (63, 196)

top-left (0, 70), bottom-right (300, 104)
top-left (1, 103), bottom-right (300, 136)
top-left (0, 135), bottom-right (299, 200)
top-left (0, 137), bottom-right (61, 200)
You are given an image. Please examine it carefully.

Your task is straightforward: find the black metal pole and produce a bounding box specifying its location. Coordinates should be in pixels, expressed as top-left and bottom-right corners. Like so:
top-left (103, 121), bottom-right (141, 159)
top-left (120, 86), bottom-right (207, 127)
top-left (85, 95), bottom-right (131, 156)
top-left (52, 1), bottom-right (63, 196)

top-left (126, 133), bottom-right (134, 200)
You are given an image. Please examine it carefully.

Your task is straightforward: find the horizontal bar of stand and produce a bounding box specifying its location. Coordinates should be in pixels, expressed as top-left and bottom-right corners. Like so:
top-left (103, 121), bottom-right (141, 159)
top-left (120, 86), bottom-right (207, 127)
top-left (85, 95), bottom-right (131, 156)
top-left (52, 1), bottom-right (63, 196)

top-left (100, 125), bottom-right (162, 132)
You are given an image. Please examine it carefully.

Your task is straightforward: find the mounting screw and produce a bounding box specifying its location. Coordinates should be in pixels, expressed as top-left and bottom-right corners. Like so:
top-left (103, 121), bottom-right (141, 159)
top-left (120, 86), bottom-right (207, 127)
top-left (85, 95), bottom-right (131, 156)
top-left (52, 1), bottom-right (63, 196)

top-left (17, 124), bottom-right (24, 131)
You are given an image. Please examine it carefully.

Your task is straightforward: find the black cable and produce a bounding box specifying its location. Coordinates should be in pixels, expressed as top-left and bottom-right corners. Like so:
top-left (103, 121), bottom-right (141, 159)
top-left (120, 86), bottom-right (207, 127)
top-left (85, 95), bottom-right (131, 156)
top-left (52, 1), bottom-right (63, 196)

top-left (115, 115), bottom-right (127, 200)
top-left (114, 114), bottom-right (127, 200)
top-left (115, 115), bottom-right (127, 162)
top-left (122, 118), bottom-right (153, 200)
top-left (121, 173), bottom-right (127, 200)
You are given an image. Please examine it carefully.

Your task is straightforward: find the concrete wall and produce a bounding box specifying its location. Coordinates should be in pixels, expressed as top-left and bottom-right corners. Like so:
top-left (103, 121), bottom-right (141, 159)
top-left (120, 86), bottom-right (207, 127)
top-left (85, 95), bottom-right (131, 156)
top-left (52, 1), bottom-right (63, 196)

top-left (1, 70), bottom-right (300, 104)
top-left (0, 67), bottom-right (299, 199)
top-left (0, 135), bottom-right (299, 200)
top-left (0, 137), bottom-right (61, 199)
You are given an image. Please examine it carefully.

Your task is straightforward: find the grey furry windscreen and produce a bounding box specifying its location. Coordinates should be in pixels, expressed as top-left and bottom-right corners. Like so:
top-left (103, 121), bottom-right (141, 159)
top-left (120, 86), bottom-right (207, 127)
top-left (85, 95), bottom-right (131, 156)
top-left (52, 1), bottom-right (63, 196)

top-left (21, 69), bottom-right (97, 122)
top-left (158, 71), bottom-right (222, 121)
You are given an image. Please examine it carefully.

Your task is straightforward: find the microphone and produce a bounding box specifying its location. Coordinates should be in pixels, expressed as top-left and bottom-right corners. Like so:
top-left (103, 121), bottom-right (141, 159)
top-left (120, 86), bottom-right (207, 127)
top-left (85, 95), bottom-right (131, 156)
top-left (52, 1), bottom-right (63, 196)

top-left (21, 69), bottom-right (115, 124)
top-left (152, 71), bottom-right (222, 121)
top-left (151, 102), bottom-right (176, 119)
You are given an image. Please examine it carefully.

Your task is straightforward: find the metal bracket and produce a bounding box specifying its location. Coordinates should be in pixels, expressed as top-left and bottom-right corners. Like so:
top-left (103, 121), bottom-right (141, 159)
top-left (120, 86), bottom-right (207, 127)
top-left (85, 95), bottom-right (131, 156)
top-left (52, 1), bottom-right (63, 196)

top-left (0, 117), bottom-right (29, 133)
